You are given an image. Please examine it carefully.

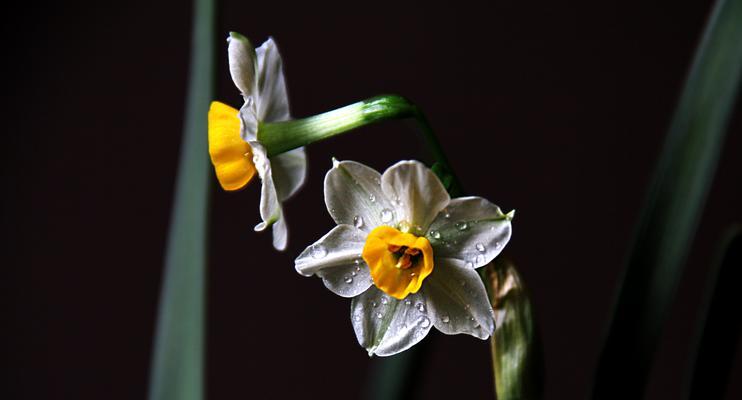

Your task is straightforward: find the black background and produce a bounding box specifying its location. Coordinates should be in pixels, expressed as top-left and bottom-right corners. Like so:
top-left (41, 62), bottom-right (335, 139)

top-left (4, 0), bottom-right (741, 399)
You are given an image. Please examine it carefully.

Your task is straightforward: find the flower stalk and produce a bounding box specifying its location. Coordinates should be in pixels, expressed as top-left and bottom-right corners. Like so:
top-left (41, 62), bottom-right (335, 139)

top-left (258, 95), bottom-right (464, 197)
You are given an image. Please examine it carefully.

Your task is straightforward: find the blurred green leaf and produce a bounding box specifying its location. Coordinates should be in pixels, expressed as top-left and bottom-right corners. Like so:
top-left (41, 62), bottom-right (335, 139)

top-left (485, 258), bottom-right (544, 400)
top-left (147, 0), bottom-right (214, 399)
top-left (684, 227), bottom-right (742, 400)
top-left (592, 0), bottom-right (742, 397)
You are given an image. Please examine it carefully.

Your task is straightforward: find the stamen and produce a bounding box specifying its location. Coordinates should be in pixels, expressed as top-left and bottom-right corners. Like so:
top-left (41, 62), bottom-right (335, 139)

top-left (396, 254), bottom-right (413, 269)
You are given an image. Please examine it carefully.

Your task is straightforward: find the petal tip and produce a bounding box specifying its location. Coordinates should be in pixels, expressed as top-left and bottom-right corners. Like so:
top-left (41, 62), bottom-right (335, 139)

top-left (506, 209), bottom-right (516, 221)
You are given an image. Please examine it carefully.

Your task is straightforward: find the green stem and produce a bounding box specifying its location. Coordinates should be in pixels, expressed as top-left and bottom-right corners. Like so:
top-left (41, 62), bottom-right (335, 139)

top-left (258, 94), bottom-right (464, 195)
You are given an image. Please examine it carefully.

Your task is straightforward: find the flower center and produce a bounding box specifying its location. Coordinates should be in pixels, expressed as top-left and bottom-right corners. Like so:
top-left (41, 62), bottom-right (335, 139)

top-left (207, 101), bottom-right (257, 191)
top-left (362, 226), bottom-right (434, 300)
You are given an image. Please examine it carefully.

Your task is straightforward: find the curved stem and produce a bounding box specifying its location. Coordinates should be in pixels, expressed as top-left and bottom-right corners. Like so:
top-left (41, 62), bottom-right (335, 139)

top-left (258, 95), bottom-right (462, 197)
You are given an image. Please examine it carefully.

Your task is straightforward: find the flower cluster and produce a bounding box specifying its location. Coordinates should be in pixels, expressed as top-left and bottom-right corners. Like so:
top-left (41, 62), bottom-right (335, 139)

top-left (208, 32), bottom-right (513, 356)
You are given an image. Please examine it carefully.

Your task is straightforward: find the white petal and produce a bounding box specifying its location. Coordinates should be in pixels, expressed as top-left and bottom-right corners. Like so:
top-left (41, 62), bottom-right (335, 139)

top-left (227, 32), bottom-right (257, 96)
top-left (238, 98), bottom-right (259, 142)
top-left (255, 37), bottom-right (290, 122)
top-left (251, 143), bottom-right (286, 250)
top-left (351, 287), bottom-right (433, 356)
top-left (428, 197), bottom-right (512, 269)
top-left (271, 147), bottom-right (307, 202)
top-left (294, 224), bottom-right (366, 277)
top-left (381, 160), bottom-right (450, 232)
top-left (270, 213), bottom-right (288, 251)
top-left (424, 258), bottom-right (495, 338)
top-left (324, 160), bottom-right (394, 233)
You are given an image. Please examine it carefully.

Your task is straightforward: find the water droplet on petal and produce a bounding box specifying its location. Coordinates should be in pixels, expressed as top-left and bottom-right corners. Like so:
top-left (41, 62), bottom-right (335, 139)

top-left (442, 315), bottom-right (450, 323)
top-left (416, 303), bottom-right (426, 313)
top-left (380, 209), bottom-right (393, 223)
top-left (311, 245), bottom-right (327, 259)
top-left (351, 270), bottom-right (357, 276)
top-left (369, 194), bottom-right (376, 202)
top-left (495, 241), bottom-right (501, 248)
top-left (344, 276), bottom-right (353, 284)
top-left (353, 215), bottom-right (364, 228)
top-left (354, 315), bottom-right (362, 322)
top-left (419, 316), bottom-right (431, 328)
top-left (444, 211), bottom-right (451, 219)
top-left (430, 230), bottom-right (441, 240)
top-left (371, 301), bottom-right (378, 308)
top-left (476, 243), bottom-right (486, 252)
top-left (381, 297), bottom-right (388, 305)
top-left (409, 272), bottom-right (416, 277)
top-left (455, 221), bottom-right (469, 231)
top-left (405, 299), bottom-right (412, 305)
top-left (376, 312), bottom-right (383, 319)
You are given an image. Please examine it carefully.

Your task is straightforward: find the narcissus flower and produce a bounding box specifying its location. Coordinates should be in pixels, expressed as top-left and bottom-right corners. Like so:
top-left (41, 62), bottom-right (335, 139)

top-left (208, 32), bottom-right (306, 250)
top-left (295, 160), bottom-right (513, 356)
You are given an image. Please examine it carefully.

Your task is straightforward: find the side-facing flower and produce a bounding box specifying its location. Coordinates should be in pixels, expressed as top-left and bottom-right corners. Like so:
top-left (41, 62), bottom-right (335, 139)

top-left (208, 32), bottom-right (306, 250)
top-left (295, 160), bottom-right (513, 356)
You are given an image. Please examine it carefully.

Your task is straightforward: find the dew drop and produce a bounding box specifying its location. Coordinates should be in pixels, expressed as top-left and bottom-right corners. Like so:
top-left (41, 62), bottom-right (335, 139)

top-left (354, 258), bottom-right (361, 265)
top-left (405, 299), bottom-right (412, 306)
top-left (369, 194), bottom-right (376, 202)
top-left (455, 221), bottom-right (469, 231)
top-left (416, 303), bottom-right (426, 312)
top-left (443, 209), bottom-right (451, 218)
top-left (409, 272), bottom-right (416, 277)
top-left (371, 301), bottom-right (378, 308)
top-left (380, 209), bottom-right (394, 223)
top-left (351, 270), bottom-right (357, 276)
top-left (419, 316), bottom-right (431, 328)
top-left (311, 244), bottom-right (327, 259)
top-left (381, 297), bottom-right (389, 305)
top-left (353, 215), bottom-right (364, 228)
top-left (442, 315), bottom-right (450, 323)
top-left (376, 312), bottom-right (383, 319)
top-left (354, 315), bottom-right (362, 322)
top-left (430, 230), bottom-right (441, 240)
top-left (344, 276), bottom-right (353, 284)
top-left (476, 243), bottom-right (486, 252)
top-left (494, 241), bottom-right (501, 248)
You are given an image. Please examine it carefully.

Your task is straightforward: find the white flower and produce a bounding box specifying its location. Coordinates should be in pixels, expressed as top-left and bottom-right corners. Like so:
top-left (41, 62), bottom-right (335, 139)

top-left (208, 32), bottom-right (306, 251)
top-left (295, 160), bottom-right (513, 356)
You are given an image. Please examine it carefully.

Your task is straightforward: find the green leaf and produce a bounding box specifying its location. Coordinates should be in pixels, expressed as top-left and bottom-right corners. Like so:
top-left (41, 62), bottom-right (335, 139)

top-left (592, 0), bottom-right (742, 397)
top-left (684, 227), bottom-right (742, 400)
top-left (485, 258), bottom-right (544, 400)
top-left (147, 0), bottom-right (214, 399)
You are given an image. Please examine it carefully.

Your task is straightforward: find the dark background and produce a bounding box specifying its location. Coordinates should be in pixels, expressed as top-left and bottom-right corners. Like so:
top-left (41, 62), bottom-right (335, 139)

top-left (4, 0), bottom-right (741, 399)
